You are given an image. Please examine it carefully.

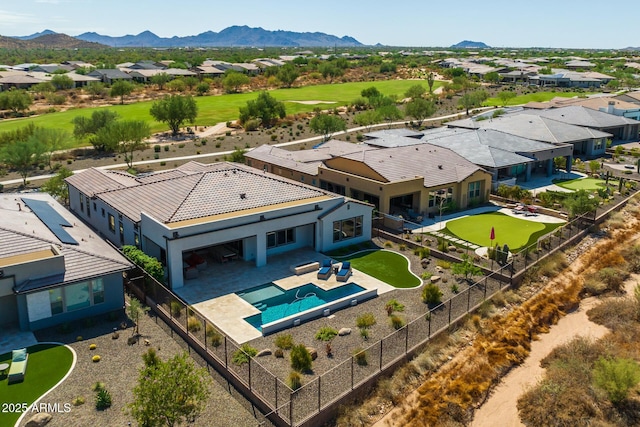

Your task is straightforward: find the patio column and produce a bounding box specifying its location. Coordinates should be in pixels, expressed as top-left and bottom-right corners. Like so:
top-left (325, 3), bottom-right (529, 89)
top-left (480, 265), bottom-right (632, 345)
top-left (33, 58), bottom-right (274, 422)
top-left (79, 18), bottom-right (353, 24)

top-left (255, 233), bottom-right (267, 267)
top-left (546, 158), bottom-right (554, 177)
top-left (565, 155), bottom-right (573, 173)
top-left (525, 163), bottom-right (532, 182)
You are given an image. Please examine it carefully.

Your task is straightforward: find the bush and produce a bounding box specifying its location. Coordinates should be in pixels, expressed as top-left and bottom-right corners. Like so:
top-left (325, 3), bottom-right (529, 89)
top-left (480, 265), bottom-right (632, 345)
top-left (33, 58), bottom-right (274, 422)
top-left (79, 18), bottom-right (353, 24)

top-left (390, 314), bottom-right (405, 330)
top-left (356, 313), bottom-right (376, 329)
top-left (315, 327), bottom-right (338, 342)
top-left (72, 396), bottom-right (85, 406)
top-left (359, 328), bottom-right (369, 340)
top-left (290, 344), bottom-right (312, 372)
top-left (232, 344), bottom-right (258, 366)
top-left (288, 371), bottom-right (303, 390)
top-left (422, 283), bottom-right (443, 305)
top-left (274, 333), bottom-right (294, 350)
top-left (92, 355), bottom-right (101, 362)
top-left (436, 260), bottom-right (451, 269)
top-left (384, 241), bottom-right (393, 248)
top-left (205, 325), bottom-right (222, 347)
top-left (122, 246), bottom-right (165, 283)
top-left (274, 348), bottom-right (284, 358)
top-left (170, 301), bottom-right (182, 318)
top-left (163, 145), bottom-right (169, 152)
top-left (154, 145), bottom-right (161, 152)
top-left (421, 271), bottom-right (433, 280)
top-left (244, 119), bottom-right (261, 131)
top-left (353, 348), bottom-right (368, 366)
top-left (385, 299), bottom-right (405, 315)
top-left (95, 387), bottom-right (112, 410)
top-left (187, 316), bottom-right (202, 332)
top-left (450, 284), bottom-right (459, 294)
top-left (89, 343), bottom-right (97, 350)
top-left (593, 357), bottom-right (640, 403)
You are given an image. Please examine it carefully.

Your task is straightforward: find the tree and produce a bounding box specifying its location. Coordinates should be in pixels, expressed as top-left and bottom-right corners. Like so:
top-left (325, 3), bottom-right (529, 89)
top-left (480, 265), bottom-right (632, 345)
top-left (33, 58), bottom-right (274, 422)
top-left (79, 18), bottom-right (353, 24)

top-left (51, 74), bottom-right (74, 90)
top-left (238, 91), bottom-right (286, 128)
top-left (31, 81), bottom-right (56, 96)
top-left (484, 71), bottom-right (501, 85)
top-left (149, 95), bottom-right (198, 136)
top-left (228, 147), bottom-right (246, 163)
top-left (0, 89), bottom-right (33, 115)
top-left (127, 297), bottom-right (150, 336)
top-left (376, 104), bottom-right (403, 127)
top-left (1, 137), bottom-right (45, 185)
top-left (497, 90), bottom-right (516, 107)
top-left (361, 86), bottom-right (381, 100)
top-left (41, 167), bottom-right (73, 205)
top-left (111, 120), bottom-right (151, 168)
top-left (183, 76), bottom-right (199, 91)
top-left (319, 63), bottom-right (343, 83)
top-left (151, 72), bottom-right (172, 90)
top-left (72, 109), bottom-right (119, 151)
top-left (85, 81), bottom-right (107, 99)
top-left (309, 113), bottom-right (347, 141)
top-left (458, 89), bottom-right (489, 115)
top-left (110, 80), bottom-right (135, 105)
top-left (354, 110), bottom-right (382, 131)
top-left (127, 352), bottom-right (210, 427)
top-left (222, 70), bottom-right (250, 93)
top-left (195, 82), bottom-right (210, 96)
top-left (405, 98), bottom-right (436, 127)
top-left (277, 63), bottom-right (299, 88)
top-left (33, 127), bottom-right (71, 169)
top-left (593, 357), bottom-right (640, 403)
top-left (426, 71), bottom-right (436, 94)
top-left (451, 254), bottom-right (483, 281)
top-left (563, 189), bottom-right (600, 218)
top-left (404, 84), bottom-right (426, 100)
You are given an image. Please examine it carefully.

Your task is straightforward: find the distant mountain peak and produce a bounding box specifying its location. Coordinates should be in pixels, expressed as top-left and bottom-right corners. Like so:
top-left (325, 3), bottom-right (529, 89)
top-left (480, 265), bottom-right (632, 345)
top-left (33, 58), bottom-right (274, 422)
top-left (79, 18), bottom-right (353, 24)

top-left (451, 40), bottom-right (490, 49)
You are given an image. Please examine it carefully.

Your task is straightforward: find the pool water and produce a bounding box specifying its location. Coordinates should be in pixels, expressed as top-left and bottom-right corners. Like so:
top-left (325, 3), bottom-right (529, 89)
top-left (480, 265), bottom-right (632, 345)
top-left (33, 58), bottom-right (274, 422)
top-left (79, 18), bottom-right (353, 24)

top-left (237, 282), bottom-right (365, 331)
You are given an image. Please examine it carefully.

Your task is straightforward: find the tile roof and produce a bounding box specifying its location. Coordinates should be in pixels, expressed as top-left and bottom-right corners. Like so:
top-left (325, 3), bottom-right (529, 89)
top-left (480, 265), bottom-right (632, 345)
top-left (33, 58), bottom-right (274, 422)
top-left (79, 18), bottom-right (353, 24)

top-left (65, 168), bottom-right (138, 196)
top-left (332, 145), bottom-right (484, 188)
top-left (526, 105), bottom-right (640, 128)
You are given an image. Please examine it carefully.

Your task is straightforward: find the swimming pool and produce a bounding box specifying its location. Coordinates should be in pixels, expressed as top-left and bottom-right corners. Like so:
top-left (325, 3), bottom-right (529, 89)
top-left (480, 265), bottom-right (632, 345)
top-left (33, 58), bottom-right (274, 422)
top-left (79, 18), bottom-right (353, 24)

top-left (237, 282), bottom-right (376, 334)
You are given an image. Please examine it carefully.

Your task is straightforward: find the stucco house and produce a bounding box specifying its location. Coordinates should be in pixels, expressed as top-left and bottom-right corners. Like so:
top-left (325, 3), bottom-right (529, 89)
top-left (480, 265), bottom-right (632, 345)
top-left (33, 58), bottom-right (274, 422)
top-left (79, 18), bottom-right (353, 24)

top-left (66, 161), bottom-right (373, 289)
top-left (0, 193), bottom-right (132, 331)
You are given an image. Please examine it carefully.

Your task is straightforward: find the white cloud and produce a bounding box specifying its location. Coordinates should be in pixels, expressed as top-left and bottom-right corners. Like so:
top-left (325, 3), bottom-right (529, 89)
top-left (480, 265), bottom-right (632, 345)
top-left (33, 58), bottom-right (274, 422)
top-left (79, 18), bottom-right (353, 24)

top-left (35, 0), bottom-right (62, 3)
top-left (0, 10), bottom-right (39, 25)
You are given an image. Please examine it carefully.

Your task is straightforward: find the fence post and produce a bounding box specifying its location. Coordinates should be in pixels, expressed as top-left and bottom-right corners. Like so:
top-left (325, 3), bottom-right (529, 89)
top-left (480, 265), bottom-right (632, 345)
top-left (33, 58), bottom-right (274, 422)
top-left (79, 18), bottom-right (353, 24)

top-left (483, 277), bottom-right (487, 300)
top-left (249, 359), bottom-right (252, 391)
top-left (318, 376), bottom-right (321, 413)
top-left (224, 336), bottom-right (228, 368)
top-left (405, 324), bottom-right (409, 354)
top-left (379, 340), bottom-right (383, 370)
top-left (428, 311), bottom-right (431, 337)
top-left (467, 287), bottom-right (471, 312)
top-left (351, 356), bottom-right (354, 390)
top-left (275, 377), bottom-right (278, 413)
top-left (290, 392), bottom-right (294, 427)
top-left (448, 299), bottom-right (452, 327)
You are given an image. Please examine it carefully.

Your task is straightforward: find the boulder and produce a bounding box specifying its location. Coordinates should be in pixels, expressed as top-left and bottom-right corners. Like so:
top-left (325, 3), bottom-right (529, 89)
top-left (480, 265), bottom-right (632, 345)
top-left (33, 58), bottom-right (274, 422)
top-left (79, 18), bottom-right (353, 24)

top-left (421, 258), bottom-right (430, 268)
top-left (435, 266), bottom-right (443, 272)
top-left (338, 327), bottom-right (352, 336)
top-left (430, 276), bottom-right (441, 283)
top-left (448, 245), bottom-right (457, 252)
top-left (306, 347), bottom-right (318, 361)
top-left (26, 413), bottom-right (52, 427)
top-left (256, 348), bottom-right (272, 357)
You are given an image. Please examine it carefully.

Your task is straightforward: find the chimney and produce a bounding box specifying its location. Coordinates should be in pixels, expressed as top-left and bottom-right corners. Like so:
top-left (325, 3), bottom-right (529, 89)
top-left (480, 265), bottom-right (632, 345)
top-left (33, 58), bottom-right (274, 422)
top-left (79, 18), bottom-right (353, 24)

top-left (608, 100), bottom-right (615, 114)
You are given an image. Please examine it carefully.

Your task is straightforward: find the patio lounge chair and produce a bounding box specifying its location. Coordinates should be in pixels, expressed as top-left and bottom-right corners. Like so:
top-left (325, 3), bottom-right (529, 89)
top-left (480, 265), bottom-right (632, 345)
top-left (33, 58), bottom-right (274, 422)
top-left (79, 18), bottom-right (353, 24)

top-left (7, 348), bottom-right (28, 384)
top-left (336, 261), bottom-right (352, 282)
top-left (317, 259), bottom-right (333, 280)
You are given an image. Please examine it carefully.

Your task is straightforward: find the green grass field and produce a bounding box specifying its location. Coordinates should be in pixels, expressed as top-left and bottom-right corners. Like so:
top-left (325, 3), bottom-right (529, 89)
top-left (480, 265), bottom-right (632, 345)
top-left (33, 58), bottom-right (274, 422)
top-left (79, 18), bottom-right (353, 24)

top-left (0, 80), bottom-right (443, 138)
top-left (335, 249), bottom-right (421, 288)
top-left (484, 91), bottom-right (594, 107)
top-left (444, 212), bottom-right (562, 251)
top-left (552, 177), bottom-right (614, 191)
top-left (0, 343), bottom-right (73, 426)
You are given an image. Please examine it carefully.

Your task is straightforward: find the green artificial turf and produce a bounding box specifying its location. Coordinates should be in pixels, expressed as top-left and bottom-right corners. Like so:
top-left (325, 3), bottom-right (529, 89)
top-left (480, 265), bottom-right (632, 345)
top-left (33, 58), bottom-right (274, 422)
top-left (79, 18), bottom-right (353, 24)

top-left (0, 80), bottom-right (443, 142)
top-left (484, 91), bottom-right (595, 107)
top-left (335, 249), bottom-right (421, 288)
top-left (443, 212), bottom-right (562, 252)
top-left (0, 343), bottom-right (73, 426)
top-left (552, 177), bottom-right (616, 191)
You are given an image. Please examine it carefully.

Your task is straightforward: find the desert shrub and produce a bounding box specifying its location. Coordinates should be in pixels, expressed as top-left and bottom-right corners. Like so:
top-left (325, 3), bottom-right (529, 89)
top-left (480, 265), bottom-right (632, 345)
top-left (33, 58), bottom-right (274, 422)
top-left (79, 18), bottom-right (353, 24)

top-left (593, 357), bottom-right (640, 403)
top-left (582, 276), bottom-right (608, 296)
top-left (72, 396), bottom-right (85, 406)
top-left (390, 314), bottom-right (405, 330)
top-left (274, 333), bottom-right (294, 349)
top-left (92, 355), bottom-right (101, 362)
top-left (384, 241), bottom-right (393, 248)
top-left (95, 387), bottom-right (112, 410)
top-left (537, 252), bottom-right (568, 278)
top-left (288, 371), bottom-right (303, 390)
top-left (421, 271), bottom-right (433, 280)
top-left (422, 283), bottom-right (443, 305)
top-left (170, 301), bottom-right (182, 318)
top-left (385, 299), bottom-right (405, 315)
top-left (437, 239), bottom-right (449, 252)
top-left (598, 267), bottom-right (628, 292)
top-left (450, 284), bottom-right (459, 294)
top-left (142, 348), bottom-right (161, 368)
top-left (353, 348), bottom-right (368, 366)
top-left (477, 300), bottom-right (494, 317)
top-left (436, 260), bottom-right (451, 269)
top-left (399, 243), bottom-right (407, 251)
top-left (89, 343), bottom-right (97, 350)
top-left (360, 328), bottom-right (369, 340)
top-left (187, 316), bottom-right (202, 332)
top-left (315, 327), bottom-right (338, 342)
top-left (91, 381), bottom-right (105, 392)
top-left (587, 298), bottom-right (637, 331)
top-left (356, 313), bottom-right (376, 329)
top-left (274, 349), bottom-right (284, 358)
top-left (290, 344), bottom-right (312, 373)
top-left (206, 325), bottom-right (222, 347)
top-left (232, 343), bottom-right (257, 366)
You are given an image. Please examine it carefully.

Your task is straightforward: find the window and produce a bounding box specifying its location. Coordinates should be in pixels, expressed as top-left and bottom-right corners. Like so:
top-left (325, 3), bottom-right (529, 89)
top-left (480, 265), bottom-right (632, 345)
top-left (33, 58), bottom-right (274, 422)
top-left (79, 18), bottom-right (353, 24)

top-left (267, 228), bottom-right (295, 248)
top-left (49, 288), bottom-right (63, 315)
top-left (91, 279), bottom-right (104, 304)
top-left (93, 202), bottom-right (97, 211)
top-left (333, 216), bottom-right (364, 242)
top-left (65, 282), bottom-right (90, 311)
top-left (48, 279), bottom-right (105, 316)
top-left (468, 181), bottom-right (481, 199)
top-left (320, 180), bottom-right (345, 195)
top-left (79, 193), bottom-right (84, 212)
top-left (428, 187), bottom-right (453, 208)
top-left (594, 139), bottom-right (603, 150)
top-left (134, 233), bottom-right (140, 248)
top-left (108, 214), bottom-right (115, 233)
top-left (86, 196), bottom-right (91, 218)
top-left (101, 208), bottom-right (105, 218)
top-left (119, 222), bottom-right (124, 244)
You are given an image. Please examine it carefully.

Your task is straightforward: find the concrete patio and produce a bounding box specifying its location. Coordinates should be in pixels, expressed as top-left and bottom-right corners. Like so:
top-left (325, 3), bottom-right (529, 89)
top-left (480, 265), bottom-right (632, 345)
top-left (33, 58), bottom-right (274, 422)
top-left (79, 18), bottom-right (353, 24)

top-left (174, 248), bottom-right (396, 343)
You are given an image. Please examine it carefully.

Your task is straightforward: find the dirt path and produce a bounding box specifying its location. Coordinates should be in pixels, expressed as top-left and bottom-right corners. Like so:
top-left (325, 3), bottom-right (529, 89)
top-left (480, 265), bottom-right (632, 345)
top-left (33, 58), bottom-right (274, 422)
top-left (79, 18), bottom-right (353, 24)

top-left (470, 295), bottom-right (609, 427)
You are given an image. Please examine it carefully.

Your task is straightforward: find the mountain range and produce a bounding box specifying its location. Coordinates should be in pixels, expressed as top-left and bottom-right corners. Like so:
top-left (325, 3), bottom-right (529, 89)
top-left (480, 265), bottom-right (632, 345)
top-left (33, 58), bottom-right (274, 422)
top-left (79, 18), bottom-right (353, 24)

top-left (11, 26), bottom-right (363, 48)
top-left (0, 33), bottom-right (105, 49)
top-left (451, 40), bottom-right (490, 49)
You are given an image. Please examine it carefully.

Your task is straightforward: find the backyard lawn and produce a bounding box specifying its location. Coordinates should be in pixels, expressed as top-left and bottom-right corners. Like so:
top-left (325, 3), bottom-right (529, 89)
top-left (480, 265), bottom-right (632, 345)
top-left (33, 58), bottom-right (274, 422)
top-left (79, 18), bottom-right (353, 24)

top-left (484, 91), bottom-right (594, 107)
top-left (0, 343), bottom-right (74, 426)
top-left (444, 212), bottom-right (563, 251)
top-left (335, 249), bottom-right (421, 288)
top-left (552, 177), bottom-right (616, 191)
top-left (0, 80), bottom-right (443, 139)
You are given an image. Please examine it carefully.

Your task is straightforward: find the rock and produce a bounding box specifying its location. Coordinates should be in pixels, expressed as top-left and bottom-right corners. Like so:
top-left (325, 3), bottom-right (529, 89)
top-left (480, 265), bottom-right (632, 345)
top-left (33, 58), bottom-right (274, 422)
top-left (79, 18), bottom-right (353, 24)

top-left (256, 348), bottom-right (272, 357)
top-left (306, 347), bottom-right (318, 361)
top-left (448, 245), bottom-right (457, 251)
top-left (26, 413), bottom-right (52, 427)
top-left (430, 276), bottom-right (441, 283)
top-left (338, 327), bottom-right (351, 336)
top-left (421, 258), bottom-right (429, 268)
top-left (435, 266), bottom-right (443, 272)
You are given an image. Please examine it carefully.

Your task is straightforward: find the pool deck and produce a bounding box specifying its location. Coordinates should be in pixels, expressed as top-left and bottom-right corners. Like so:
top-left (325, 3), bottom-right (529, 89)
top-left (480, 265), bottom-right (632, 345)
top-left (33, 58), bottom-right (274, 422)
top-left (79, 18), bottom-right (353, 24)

top-left (175, 249), bottom-right (395, 344)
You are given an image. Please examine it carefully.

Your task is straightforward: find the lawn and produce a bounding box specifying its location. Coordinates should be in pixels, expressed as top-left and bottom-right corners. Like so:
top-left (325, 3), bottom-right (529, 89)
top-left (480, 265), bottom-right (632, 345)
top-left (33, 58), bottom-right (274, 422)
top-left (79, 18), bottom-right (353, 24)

top-left (444, 212), bottom-right (563, 251)
top-left (335, 249), bottom-right (421, 288)
top-left (484, 91), bottom-right (595, 107)
top-left (0, 80), bottom-right (443, 139)
top-left (552, 177), bottom-right (615, 191)
top-left (0, 343), bottom-right (74, 426)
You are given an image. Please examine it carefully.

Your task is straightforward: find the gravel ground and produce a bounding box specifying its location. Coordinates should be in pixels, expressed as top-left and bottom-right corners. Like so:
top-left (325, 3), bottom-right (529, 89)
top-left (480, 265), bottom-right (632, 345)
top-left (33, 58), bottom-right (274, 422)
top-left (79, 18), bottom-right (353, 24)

top-left (22, 305), bottom-right (260, 427)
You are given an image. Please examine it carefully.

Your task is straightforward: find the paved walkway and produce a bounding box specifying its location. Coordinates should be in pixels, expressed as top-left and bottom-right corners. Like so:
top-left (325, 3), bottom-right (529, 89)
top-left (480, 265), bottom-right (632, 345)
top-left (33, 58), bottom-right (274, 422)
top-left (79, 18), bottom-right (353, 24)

top-left (0, 327), bottom-right (37, 356)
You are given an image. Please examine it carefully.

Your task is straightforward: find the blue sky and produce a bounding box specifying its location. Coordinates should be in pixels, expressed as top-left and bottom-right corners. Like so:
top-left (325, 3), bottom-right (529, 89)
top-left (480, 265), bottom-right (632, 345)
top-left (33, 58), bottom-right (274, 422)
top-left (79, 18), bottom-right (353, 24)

top-left (2, 0), bottom-right (639, 49)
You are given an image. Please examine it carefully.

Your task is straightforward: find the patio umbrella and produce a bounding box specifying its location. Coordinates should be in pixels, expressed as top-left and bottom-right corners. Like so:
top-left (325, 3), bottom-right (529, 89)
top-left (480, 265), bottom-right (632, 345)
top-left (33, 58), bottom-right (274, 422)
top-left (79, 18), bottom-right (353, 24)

top-left (490, 226), bottom-right (495, 246)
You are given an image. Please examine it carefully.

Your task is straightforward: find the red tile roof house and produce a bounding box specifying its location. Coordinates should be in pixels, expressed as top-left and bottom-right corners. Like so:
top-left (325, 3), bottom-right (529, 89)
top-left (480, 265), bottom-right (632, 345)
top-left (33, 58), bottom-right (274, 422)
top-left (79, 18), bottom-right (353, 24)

top-left (66, 161), bottom-right (373, 290)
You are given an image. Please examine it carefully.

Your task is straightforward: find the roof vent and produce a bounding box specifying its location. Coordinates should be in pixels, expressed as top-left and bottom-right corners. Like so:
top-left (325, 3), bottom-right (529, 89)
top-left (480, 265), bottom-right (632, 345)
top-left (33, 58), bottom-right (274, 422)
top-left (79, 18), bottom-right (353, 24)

top-left (240, 193), bottom-right (246, 199)
top-left (438, 165), bottom-right (443, 169)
